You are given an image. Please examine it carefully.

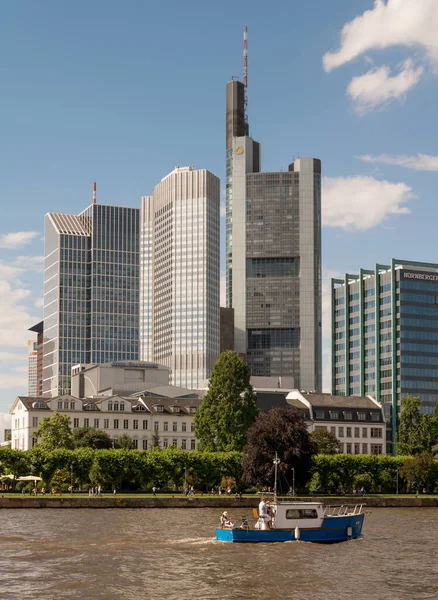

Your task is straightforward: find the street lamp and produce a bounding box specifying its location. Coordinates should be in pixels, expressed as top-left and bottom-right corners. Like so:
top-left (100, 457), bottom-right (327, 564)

top-left (396, 467), bottom-right (399, 495)
top-left (291, 467), bottom-right (295, 497)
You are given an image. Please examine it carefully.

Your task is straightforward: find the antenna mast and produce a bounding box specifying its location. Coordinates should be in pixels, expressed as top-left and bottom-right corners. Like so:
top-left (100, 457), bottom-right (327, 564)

top-left (92, 182), bottom-right (96, 204)
top-left (243, 26), bottom-right (248, 126)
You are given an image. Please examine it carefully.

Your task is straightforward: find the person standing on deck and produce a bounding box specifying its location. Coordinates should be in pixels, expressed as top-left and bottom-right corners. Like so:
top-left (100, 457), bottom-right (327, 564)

top-left (258, 497), bottom-right (272, 529)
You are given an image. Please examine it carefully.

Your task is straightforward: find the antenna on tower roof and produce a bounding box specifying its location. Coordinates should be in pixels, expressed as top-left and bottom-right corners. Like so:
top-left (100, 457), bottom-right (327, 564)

top-left (243, 26), bottom-right (248, 126)
top-left (92, 182), bottom-right (96, 204)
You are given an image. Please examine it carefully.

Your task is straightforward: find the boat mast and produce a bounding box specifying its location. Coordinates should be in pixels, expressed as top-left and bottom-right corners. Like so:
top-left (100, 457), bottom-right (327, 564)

top-left (273, 453), bottom-right (280, 501)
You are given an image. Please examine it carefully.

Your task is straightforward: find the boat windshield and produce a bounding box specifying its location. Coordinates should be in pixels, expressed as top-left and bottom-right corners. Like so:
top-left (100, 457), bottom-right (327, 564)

top-left (285, 508), bottom-right (319, 519)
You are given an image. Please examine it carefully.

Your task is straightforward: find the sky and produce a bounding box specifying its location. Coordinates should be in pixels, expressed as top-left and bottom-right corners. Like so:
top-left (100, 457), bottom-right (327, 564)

top-left (1, 0), bottom-right (438, 433)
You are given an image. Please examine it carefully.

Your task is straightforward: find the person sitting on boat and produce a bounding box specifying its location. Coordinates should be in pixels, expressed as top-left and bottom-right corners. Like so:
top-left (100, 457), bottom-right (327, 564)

top-left (220, 511), bottom-right (234, 529)
top-left (258, 497), bottom-right (272, 529)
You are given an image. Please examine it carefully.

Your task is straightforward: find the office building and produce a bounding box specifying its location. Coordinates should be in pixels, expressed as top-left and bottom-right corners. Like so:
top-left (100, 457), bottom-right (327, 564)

top-left (43, 202), bottom-right (139, 397)
top-left (140, 166), bottom-right (220, 389)
top-left (332, 259), bottom-right (438, 454)
top-left (220, 307), bottom-right (234, 353)
top-left (226, 79), bottom-right (322, 390)
top-left (27, 340), bottom-right (38, 396)
top-left (29, 321), bottom-right (44, 397)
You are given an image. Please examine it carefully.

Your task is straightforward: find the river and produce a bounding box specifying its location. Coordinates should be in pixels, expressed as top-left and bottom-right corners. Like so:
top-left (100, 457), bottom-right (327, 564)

top-left (1, 507), bottom-right (437, 599)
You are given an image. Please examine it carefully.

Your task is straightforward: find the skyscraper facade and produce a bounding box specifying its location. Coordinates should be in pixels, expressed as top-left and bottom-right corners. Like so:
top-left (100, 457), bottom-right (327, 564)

top-left (140, 166), bottom-right (220, 389)
top-left (331, 259), bottom-right (438, 454)
top-left (27, 340), bottom-right (38, 396)
top-left (43, 203), bottom-right (139, 397)
top-left (225, 80), bottom-right (322, 391)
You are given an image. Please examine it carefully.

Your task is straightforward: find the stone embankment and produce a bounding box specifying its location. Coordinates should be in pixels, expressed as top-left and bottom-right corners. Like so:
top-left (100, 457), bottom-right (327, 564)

top-left (0, 496), bottom-right (437, 509)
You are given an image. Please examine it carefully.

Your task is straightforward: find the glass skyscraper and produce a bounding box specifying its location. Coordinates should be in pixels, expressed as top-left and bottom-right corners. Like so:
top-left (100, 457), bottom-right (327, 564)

top-left (226, 79), bottom-right (322, 391)
top-left (332, 259), bottom-right (438, 454)
top-left (43, 203), bottom-right (139, 396)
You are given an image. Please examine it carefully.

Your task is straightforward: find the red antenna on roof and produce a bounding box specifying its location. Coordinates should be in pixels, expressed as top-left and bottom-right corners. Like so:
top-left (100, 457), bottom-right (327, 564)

top-left (243, 26), bottom-right (248, 125)
top-left (92, 182), bottom-right (96, 204)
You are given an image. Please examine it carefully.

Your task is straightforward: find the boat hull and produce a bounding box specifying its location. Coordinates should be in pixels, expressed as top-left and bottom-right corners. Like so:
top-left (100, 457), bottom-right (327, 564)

top-left (216, 514), bottom-right (364, 543)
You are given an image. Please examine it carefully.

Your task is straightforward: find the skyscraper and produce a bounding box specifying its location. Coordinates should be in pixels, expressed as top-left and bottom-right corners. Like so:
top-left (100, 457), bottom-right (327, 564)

top-left (226, 79), bottom-right (322, 391)
top-left (27, 340), bottom-right (38, 396)
top-left (43, 202), bottom-right (139, 396)
top-left (332, 259), bottom-right (438, 454)
top-left (140, 166), bottom-right (220, 389)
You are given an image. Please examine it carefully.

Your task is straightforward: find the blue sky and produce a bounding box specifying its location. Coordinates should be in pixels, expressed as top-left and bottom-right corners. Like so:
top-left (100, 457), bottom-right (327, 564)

top-left (1, 0), bottom-right (438, 427)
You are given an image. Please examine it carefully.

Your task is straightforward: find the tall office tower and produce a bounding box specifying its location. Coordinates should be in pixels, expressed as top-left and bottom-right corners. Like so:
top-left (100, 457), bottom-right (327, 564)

top-left (29, 320), bottom-right (44, 396)
top-left (225, 79), bottom-right (322, 391)
top-left (140, 166), bottom-right (220, 389)
top-left (332, 259), bottom-right (438, 454)
top-left (27, 340), bottom-right (38, 396)
top-left (43, 203), bottom-right (139, 396)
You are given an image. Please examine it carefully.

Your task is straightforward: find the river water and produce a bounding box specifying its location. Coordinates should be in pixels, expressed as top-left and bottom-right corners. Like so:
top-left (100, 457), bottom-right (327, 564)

top-left (1, 507), bottom-right (437, 600)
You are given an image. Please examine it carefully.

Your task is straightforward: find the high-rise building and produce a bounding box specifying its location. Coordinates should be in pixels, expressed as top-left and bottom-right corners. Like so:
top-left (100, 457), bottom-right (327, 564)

top-left (332, 258), bottom-right (438, 454)
top-left (140, 166), bottom-right (220, 389)
top-left (27, 340), bottom-right (38, 396)
top-left (29, 321), bottom-right (43, 397)
top-left (43, 203), bottom-right (139, 396)
top-left (226, 78), bottom-right (322, 391)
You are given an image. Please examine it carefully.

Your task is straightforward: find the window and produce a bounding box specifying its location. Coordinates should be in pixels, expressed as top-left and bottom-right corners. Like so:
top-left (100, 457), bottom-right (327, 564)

top-left (181, 439), bottom-right (187, 449)
top-left (74, 418), bottom-right (79, 428)
top-left (346, 427), bottom-right (352, 437)
top-left (154, 422), bottom-right (159, 432)
top-left (70, 402), bottom-right (75, 410)
top-left (329, 410), bottom-right (339, 420)
top-left (114, 402), bottom-right (119, 411)
top-left (286, 509), bottom-right (318, 519)
top-left (354, 427), bottom-right (360, 437)
top-left (339, 443), bottom-right (344, 452)
top-left (343, 411), bottom-right (352, 420)
top-left (142, 439), bottom-right (148, 450)
top-left (84, 418), bottom-right (89, 428)
top-left (173, 422), bottom-right (177, 432)
top-left (133, 420), bottom-right (138, 430)
top-left (338, 427), bottom-right (344, 437)
top-left (357, 412), bottom-right (366, 421)
top-left (371, 428), bottom-right (382, 438)
top-left (114, 419), bottom-right (119, 429)
top-left (362, 443), bottom-right (368, 454)
top-left (32, 417), bottom-right (38, 427)
top-left (163, 439), bottom-right (169, 448)
top-left (164, 422), bottom-right (168, 431)
top-left (182, 422), bottom-right (187, 432)
top-left (190, 422), bottom-right (195, 432)
top-left (315, 410), bottom-right (325, 419)
top-left (132, 440), bottom-right (138, 449)
top-left (94, 419), bottom-right (99, 429)
top-left (58, 401), bottom-right (62, 409)
top-left (371, 412), bottom-right (380, 422)
top-left (346, 443), bottom-right (352, 454)
top-left (354, 443), bottom-right (360, 454)
top-left (124, 420), bottom-right (129, 430)
top-left (108, 402), bottom-right (113, 411)
top-left (142, 420), bottom-right (148, 430)
top-left (330, 427), bottom-right (336, 435)
top-left (120, 403), bottom-right (125, 412)
top-left (362, 428), bottom-right (368, 438)
top-left (172, 439), bottom-right (177, 447)
top-left (156, 405), bottom-right (164, 413)
top-left (64, 401), bottom-right (69, 409)
top-left (371, 444), bottom-right (383, 455)
top-left (315, 426), bottom-right (326, 431)
top-left (191, 439), bottom-right (196, 450)
top-left (104, 419), bottom-right (109, 429)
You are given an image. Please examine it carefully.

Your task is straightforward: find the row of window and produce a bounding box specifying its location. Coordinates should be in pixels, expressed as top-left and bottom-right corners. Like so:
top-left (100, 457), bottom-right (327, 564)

top-left (32, 416), bottom-right (195, 433)
top-left (317, 425), bottom-right (383, 439)
top-left (315, 410), bottom-right (380, 422)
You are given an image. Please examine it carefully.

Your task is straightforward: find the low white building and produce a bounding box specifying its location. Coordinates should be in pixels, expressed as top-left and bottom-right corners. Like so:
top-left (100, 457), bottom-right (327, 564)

top-left (10, 386), bottom-right (202, 451)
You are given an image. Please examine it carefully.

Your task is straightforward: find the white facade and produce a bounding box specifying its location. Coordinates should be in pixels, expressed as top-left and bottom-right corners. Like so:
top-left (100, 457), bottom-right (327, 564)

top-left (10, 394), bottom-right (201, 452)
top-left (27, 340), bottom-right (38, 397)
top-left (140, 166), bottom-right (220, 389)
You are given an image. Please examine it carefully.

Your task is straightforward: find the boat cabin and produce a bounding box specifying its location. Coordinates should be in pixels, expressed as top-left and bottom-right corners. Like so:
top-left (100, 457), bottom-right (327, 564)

top-left (269, 502), bottom-right (325, 530)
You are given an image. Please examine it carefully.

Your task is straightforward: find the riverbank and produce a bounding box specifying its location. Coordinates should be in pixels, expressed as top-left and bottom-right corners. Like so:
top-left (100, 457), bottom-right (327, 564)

top-left (0, 495), bottom-right (437, 508)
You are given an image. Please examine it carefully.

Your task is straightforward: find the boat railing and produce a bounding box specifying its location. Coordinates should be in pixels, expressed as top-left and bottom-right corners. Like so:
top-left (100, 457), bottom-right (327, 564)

top-left (324, 504), bottom-right (364, 516)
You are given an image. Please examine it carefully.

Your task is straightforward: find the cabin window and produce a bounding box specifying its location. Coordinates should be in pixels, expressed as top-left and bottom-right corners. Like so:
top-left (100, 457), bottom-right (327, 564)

top-left (286, 509), bottom-right (319, 519)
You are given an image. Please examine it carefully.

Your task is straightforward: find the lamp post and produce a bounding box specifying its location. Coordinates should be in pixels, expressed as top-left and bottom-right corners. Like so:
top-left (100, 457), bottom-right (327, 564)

top-left (396, 467), bottom-right (399, 495)
top-left (292, 467), bottom-right (295, 496)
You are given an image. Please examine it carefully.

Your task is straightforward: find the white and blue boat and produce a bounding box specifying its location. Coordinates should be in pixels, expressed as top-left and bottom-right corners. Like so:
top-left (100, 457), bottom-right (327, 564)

top-left (216, 501), bottom-right (365, 543)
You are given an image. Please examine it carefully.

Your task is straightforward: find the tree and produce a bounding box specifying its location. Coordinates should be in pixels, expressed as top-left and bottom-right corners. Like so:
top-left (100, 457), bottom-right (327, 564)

top-left (73, 427), bottom-right (113, 450)
top-left (115, 434), bottom-right (134, 449)
top-left (194, 351), bottom-right (258, 451)
top-left (397, 396), bottom-right (432, 455)
top-left (401, 452), bottom-right (437, 493)
top-left (33, 412), bottom-right (74, 451)
top-left (242, 406), bottom-right (316, 491)
top-left (310, 428), bottom-right (341, 454)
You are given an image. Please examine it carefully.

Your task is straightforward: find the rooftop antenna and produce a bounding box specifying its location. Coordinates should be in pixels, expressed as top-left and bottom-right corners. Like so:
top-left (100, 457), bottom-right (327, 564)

top-left (243, 26), bottom-right (248, 126)
top-left (92, 182), bottom-right (96, 204)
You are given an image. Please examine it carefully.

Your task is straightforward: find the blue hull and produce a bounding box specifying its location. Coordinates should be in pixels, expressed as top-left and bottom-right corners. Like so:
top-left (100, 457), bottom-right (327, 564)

top-left (216, 514), bottom-right (364, 543)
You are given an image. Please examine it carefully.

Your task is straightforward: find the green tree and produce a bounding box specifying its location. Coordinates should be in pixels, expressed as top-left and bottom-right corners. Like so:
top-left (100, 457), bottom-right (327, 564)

top-left (73, 427), bottom-right (113, 449)
top-left (397, 396), bottom-right (432, 455)
top-left (401, 452), bottom-right (437, 493)
top-left (115, 434), bottom-right (134, 449)
top-left (310, 428), bottom-right (341, 454)
top-left (242, 406), bottom-right (315, 491)
top-left (33, 412), bottom-right (74, 451)
top-left (194, 350), bottom-right (258, 451)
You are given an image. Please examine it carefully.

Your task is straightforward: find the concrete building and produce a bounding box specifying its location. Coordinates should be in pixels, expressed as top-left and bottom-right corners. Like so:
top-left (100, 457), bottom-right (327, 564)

top-left (225, 78), bottom-right (322, 390)
top-left (332, 259), bottom-right (438, 454)
top-left (29, 321), bottom-right (43, 397)
top-left (10, 389), bottom-right (202, 451)
top-left (27, 340), bottom-right (38, 397)
top-left (71, 361), bottom-right (170, 398)
top-left (43, 202), bottom-right (139, 397)
top-left (220, 307), bottom-right (234, 353)
top-left (140, 166), bottom-right (220, 389)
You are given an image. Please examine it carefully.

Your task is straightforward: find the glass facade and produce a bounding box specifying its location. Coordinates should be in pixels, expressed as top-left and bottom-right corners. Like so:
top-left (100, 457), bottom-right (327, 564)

top-left (332, 260), bottom-right (438, 454)
top-left (43, 204), bottom-right (139, 396)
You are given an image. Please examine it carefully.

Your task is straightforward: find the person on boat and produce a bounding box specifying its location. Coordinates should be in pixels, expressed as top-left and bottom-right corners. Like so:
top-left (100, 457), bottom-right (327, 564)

top-left (258, 497), bottom-right (272, 529)
top-left (220, 511), bottom-right (234, 529)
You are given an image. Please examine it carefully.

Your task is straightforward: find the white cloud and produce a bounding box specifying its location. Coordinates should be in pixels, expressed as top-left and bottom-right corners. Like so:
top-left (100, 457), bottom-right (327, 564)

top-left (0, 413), bottom-right (12, 442)
top-left (0, 232), bottom-right (39, 249)
top-left (220, 271), bottom-right (226, 306)
top-left (34, 298), bottom-right (44, 308)
top-left (359, 153), bottom-right (438, 171)
top-left (0, 280), bottom-right (38, 349)
top-left (0, 352), bottom-right (27, 362)
top-left (323, 0), bottom-right (438, 72)
top-left (0, 372), bottom-right (27, 389)
top-left (347, 59), bottom-right (423, 113)
top-left (322, 175), bottom-right (414, 230)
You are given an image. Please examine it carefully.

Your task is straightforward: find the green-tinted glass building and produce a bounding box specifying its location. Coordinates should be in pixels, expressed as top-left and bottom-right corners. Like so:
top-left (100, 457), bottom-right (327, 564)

top-left (332, 259), bottom-right (438, 454)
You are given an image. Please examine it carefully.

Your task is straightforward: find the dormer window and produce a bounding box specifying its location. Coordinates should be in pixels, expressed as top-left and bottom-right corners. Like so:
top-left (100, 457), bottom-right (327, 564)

top-left (133, 405), bottom-right (146, 411)
top-left (33, 401), bottom-right (47, 409)
top-left (329, 410), bottom-right (339, 420)
top-left (64, 401), bottom-right (69, 409)
top-left (114, 402), bottom-right (119, 411)
top-left (108, 402), bottom-right (113, 411)
top-left (70, 402), bottom-right (75, 410)
top-left (58, 401), bottom-right (62, 409)
top-left (189, 407), bottom-right (196, 414)
top-left (120, 403), bottom-right (125, 411)
top-left (155, 405), bottom-right (164, 413)
top-left (343, 411), bottom-right (353, 420)
top-left (84, 403), bottom-right (98, 411)
top-left (171, 406), bottom-right (180, 413)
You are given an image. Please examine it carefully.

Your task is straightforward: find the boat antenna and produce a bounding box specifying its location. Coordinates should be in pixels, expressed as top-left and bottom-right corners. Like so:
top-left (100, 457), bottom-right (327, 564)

top-left (273, 453), bottom-right (280, 502)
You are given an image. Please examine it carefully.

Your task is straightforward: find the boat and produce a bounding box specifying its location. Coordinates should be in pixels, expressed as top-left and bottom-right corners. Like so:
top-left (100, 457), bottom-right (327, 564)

top-left (215, 454), bottom-right (366, 543)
